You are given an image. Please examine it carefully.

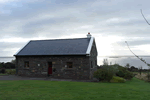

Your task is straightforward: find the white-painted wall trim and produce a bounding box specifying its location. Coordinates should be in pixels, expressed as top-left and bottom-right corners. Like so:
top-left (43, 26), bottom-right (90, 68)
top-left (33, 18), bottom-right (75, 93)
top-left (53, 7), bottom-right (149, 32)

top-left (14, 40), bottom-right (31, 56)
top-left (86, 37), bottom-right (94, 55)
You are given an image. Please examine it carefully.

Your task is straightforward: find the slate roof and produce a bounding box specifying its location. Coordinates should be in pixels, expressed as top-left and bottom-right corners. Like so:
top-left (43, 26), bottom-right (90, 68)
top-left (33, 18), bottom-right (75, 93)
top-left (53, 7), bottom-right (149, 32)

top-left (14, 37), bottom-right (92, 56)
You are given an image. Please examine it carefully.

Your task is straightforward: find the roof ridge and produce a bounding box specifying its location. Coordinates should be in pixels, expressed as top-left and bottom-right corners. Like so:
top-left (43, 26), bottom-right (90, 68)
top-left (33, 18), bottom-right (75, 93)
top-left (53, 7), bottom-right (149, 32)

top-left (31, 37), bottom-right (90, 41)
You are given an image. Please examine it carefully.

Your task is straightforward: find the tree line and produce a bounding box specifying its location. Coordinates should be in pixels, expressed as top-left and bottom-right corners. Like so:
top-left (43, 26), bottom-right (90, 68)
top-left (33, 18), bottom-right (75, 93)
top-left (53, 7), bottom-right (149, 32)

top-left (100, 59), bottom-right (149, 72)
top-left (0, 59), bottom-right (16, 69)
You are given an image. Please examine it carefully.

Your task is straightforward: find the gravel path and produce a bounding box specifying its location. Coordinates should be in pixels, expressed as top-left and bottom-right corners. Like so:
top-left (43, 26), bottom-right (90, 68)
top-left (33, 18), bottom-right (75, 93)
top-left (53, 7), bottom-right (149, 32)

top-left (0, 75), bottom-right (99, 82)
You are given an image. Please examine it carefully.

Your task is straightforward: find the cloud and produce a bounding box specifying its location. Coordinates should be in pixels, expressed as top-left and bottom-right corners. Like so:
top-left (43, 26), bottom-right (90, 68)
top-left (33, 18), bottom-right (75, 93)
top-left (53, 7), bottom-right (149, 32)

top-left (0, 0), bottom-right (149, 38)
top-left (116, 37), bottom-right (150, 47)
top-left (0, 0), bottom-right (150, 57)
top-left (0, 0), bottom-right (19, 3)
top-left (0, 42), bottom-right (25, 49)
top-left (0, 41), bottom-right (27, 56)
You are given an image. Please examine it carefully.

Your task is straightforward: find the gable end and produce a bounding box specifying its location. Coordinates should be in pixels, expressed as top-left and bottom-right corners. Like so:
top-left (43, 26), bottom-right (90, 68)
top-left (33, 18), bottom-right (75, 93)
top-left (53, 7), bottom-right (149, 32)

top-left (86, 37), bottom-right (94, 55)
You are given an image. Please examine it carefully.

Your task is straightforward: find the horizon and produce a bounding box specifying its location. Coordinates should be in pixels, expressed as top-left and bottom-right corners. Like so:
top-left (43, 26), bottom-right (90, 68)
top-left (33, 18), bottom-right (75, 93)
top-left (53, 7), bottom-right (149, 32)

top-left (1, 55), bottom-right (150, 58)
top-left (1, 56), bottom-right (150, 69)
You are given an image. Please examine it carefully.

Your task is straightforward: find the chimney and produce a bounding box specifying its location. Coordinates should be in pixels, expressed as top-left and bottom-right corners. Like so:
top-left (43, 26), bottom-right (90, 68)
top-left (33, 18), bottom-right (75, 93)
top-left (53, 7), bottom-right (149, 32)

top-left (87, 32), bottom-right (91, 38)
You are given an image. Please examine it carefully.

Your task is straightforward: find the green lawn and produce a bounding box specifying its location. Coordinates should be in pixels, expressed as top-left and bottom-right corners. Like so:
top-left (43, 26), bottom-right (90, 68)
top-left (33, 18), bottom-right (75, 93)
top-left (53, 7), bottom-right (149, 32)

top-left (0, 78), bottom-right (150, 100)
top-left (0, 73), bottom-right (8, 75)
top-left (5, 69), bottom-right (16, 71)
top-left (1, 69), bottom-right (16, 75)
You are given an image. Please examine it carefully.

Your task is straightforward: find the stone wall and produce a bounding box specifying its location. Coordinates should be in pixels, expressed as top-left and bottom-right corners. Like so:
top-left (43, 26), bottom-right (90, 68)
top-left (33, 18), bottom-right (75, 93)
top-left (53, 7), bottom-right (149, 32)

top-left (89, 39), bottom-right (98, 79)
top-left (90, 67), bottom-right (98, 80)
top-left (16, 55), bottom-right (91, 80)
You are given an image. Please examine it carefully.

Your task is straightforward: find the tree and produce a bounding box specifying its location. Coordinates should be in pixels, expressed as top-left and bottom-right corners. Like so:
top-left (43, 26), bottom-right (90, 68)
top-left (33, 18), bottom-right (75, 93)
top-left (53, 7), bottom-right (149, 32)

top-left (139, 66), bottom-right (142, 75)
top-left (125, 63), bottom-right (130, 68)
top-left (5, 62), bottom-right (15, 69)
top-left (0, 63), bottom-right (3, 68)
top-left (140, 9), bottom-right (150, 79)
top-left (140, 9), bottom-right (150, 25)
top-left (125, 63), bottom-right (131, 71)
top-left (11, 59), bottom-right (16, 64)
top-left (125, 41), bottom-right (150, 80)
top-left (110, 62), bottom-right (112, 65)
top-left (130, 66), bottom-right (138, 72)
top-left (103, 59), bottom-right (108, 65)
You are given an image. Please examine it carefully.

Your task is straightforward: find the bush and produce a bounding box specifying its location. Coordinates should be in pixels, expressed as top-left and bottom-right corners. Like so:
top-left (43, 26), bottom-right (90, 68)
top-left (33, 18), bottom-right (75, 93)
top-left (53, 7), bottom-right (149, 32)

top-left (146, 74), bottom-right (150, 79)
top-left (124, 71), bottom-right (134, 80)
top-left (116, 70), bottom-right (125, 77)
top-left (110, 76), bottom-right (126, 83)
top-left (94, 64), bottom-right (133, 82)
top-left (102, 65), bottom-right (119, 75)
top-left (0, 63), bottom-right (3, 68)
top-left (93, 68), bottom-right (114, 82)
top-left (1, 69), bottom-right (5, 74)
top-left (115, 65), bottom-right (134, 80)
top-left (6, 69), bottom-right (16, 75)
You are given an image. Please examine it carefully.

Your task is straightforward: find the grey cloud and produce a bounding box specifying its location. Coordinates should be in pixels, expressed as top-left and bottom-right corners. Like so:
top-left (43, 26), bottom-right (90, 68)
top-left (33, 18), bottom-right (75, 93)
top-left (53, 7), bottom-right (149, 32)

top-left (0, 41), bottom-right (27, 56)
top-left (115, 39), bottom-right (150, 47)
top-left (0, 0), bottom-right (150, 39)
top-left (0, 42), bottom-right (26, 49)
top-left (0, 0), bottom-right (150, 56)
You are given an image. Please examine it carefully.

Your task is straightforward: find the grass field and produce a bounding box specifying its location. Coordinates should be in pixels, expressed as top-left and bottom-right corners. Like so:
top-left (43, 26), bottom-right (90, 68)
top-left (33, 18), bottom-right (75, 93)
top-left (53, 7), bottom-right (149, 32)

top-left (0, 73), bottom-right (8, 75)
top-left (5, 69), bottom-right (16, 71)
top-left (0, 77), bottom-right (150, 100)
top-left (0, 69), bottom-right (16, 75)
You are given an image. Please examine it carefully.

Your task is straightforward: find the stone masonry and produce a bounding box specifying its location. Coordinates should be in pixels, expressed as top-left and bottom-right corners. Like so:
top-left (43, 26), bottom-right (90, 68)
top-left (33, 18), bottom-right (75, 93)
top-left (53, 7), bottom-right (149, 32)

top-left (15, 39), bottom-right (98, 80)
top-left (16, 55), bottom-right (92, 80)
top-left (89, 40), bottom-right (98, 79)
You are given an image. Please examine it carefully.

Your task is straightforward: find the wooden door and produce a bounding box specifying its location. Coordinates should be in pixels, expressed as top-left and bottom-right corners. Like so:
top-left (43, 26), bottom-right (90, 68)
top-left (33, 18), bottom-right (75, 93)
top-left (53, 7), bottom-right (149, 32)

top-left (48, 62), bottom-right (52, 75)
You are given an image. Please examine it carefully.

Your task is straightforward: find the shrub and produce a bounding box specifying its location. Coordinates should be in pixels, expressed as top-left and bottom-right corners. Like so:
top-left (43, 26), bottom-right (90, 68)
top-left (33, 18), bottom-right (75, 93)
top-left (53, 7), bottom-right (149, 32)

top-left (115, 65), bottom-right (134, 80)
top-left (6, 69), bottom-right (16, 75)
top-left (1, 68), bottom-right (6, 74)
top-left (116, 70), bottom-right (125, 77)
top-left (93, 68), bottom-right (114, 82)
top-left (0, 64), bottom-right (3, 69)
top-left (116, 65), bottom-right (126, 77)
top-left (102, 65), bottom-right (119, 76)
top-left (124, 71), bottom-right (134, 80)
top-left (110, 76), bottom-right (126, 83)
top-left (146, 74), bottom-right (150, 79)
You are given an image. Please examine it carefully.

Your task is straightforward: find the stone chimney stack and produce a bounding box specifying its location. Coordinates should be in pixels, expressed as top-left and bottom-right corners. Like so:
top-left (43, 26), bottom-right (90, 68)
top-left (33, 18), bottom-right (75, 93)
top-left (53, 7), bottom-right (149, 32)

top-left (87, 32), bottom-right (91, 38)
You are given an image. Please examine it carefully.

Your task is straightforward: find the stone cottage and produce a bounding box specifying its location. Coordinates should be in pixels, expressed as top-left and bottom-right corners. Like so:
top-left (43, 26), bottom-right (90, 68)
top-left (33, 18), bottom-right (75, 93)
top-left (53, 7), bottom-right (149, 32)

top-left (14, 33), bottom-right (98, 80)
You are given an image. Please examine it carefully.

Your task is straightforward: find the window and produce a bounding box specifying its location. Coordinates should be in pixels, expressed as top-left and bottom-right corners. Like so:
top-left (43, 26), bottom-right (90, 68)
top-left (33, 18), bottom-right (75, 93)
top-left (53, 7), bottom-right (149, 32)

top-left (24, 61), bottom-right (29, 68)
top-left (91, 61), bottom-right (93, 68)
top-left (66, 62), bottom-right (73, 68)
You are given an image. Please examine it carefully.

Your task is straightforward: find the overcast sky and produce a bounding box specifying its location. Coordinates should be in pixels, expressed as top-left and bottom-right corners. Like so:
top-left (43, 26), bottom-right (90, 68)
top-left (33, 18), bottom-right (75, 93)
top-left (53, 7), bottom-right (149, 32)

top-left (1, 0), bottom-right (150, 57)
